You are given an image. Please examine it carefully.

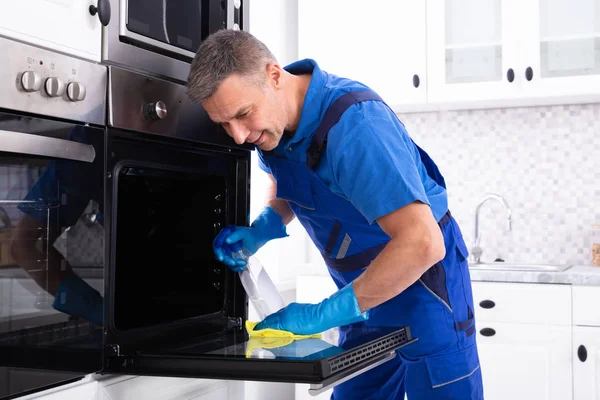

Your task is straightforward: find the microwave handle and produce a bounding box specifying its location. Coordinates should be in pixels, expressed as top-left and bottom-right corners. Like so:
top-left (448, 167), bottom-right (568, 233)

top-left (0, 129), bottom-right (96, 163)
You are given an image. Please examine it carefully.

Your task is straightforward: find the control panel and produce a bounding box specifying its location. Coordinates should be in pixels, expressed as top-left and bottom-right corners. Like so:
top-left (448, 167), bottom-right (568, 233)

top-left (0, 36), bottom-right (106, 125)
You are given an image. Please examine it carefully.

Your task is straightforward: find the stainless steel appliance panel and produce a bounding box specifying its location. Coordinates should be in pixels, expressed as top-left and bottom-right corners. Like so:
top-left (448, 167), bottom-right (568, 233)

top-left (0, 37), bottom-right (106, 126)
top-left (107, 66), bottom-right (252, 149)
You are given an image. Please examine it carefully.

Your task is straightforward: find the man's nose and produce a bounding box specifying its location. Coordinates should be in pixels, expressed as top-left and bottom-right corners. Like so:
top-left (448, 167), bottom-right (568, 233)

top-left (228, 120), bottom-right (250, 145)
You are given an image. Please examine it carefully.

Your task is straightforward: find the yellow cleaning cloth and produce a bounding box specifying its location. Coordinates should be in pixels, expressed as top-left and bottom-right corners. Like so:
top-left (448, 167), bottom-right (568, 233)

top-left (245, 320), bottom-right (322, 340)
top-left (244, 321), bottom-right (322, 358)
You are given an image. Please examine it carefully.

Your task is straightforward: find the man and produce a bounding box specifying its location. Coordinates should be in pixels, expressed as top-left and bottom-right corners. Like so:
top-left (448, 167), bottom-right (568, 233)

top-left (187, 29), bottom-right (483, 399)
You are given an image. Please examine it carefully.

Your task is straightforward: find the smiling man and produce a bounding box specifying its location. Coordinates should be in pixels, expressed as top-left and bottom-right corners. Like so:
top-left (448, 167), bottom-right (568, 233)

top-left (186, 29), bottom-right (483, 399)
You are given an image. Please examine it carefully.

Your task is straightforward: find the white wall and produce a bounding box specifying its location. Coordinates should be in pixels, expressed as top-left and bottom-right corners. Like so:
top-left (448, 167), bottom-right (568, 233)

top-left (397, 103), bottom-right (600, 267)
top-left (248, 0), bottom-right (329, 294)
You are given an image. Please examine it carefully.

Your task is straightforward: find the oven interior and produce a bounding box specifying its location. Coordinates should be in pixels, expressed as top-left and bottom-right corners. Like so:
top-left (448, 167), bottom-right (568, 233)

top-left (105, 132), bottom-right (249, 356)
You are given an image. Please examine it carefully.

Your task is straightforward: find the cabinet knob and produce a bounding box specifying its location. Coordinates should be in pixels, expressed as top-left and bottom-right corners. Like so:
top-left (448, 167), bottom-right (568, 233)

top-left (525, 67), bottom-right (534, 81)
top-left (89, 0), bottom-right (111, 26)
top-left (479, 300), bottom-right (496, 309)
top-left (506, 68), bottom-right (515, 83)
top-left (480, 327), bottom-right (496, 337)
top-left (412, 74), bottom-right (420, 88)
top-left (578, 345), bottom-right (587, 362)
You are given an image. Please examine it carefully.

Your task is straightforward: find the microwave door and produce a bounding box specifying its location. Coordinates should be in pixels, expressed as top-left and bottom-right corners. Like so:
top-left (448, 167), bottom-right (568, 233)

top-left (103, 327), bottom-right (416, 393)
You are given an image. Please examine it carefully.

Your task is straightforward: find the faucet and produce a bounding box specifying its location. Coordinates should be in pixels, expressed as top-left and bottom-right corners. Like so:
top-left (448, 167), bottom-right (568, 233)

top-left (471, 193), bottom-right (512, 263)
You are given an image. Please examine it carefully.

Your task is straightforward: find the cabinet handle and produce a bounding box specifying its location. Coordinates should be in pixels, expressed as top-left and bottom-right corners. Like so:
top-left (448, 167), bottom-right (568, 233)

top-left (412, 74), bottom-right (420, 88)
top-left (89, 0), bottom-right (111, 26)
top-left (578, 345), bottom-right (588, 362)
top-left (525, 67), bottom-right (534, 81)
top-left (480, 328), bottom-right (496, 337)
top-left (479, 300), bottom-right (496, 309)
top-left (506, 68), bottom-right (515, 83)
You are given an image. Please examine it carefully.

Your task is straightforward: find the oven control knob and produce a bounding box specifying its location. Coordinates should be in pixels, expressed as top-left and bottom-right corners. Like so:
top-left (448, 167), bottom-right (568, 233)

top-left (45, 77), bottom-right (66, 97)
top-left (143, 101), bottom-right (168, 120)
top-left (67, 82), bottom-right (86, 102)
top-left (21, 71), bottom-right (43, 92)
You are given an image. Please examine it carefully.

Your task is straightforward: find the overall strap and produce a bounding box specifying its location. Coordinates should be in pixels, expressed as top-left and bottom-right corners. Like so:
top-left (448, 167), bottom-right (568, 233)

top-left (305, 89), bottom-right (446, 189)
top-left (306, 90), bottom-right (384, 170)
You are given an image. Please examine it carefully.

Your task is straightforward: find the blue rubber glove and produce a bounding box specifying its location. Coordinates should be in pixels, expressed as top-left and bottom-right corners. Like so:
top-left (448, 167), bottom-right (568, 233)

top-left (52, 274), bottom-right (103, 326)
top-left (255, 282), bottom-right (369, 335)
top-left (213, 206), bottom-right (288, 271)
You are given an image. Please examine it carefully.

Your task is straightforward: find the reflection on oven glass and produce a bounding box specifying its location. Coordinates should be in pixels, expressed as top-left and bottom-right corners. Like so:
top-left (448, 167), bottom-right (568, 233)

top-left (215, 337), bottom-right (343, 361)
top-left (0, 120), bottom-right (105, 331)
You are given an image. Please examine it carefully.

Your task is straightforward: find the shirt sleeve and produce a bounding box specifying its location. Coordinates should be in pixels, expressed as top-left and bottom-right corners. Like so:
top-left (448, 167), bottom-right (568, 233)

top-left (329, 110), bottom-right (430, 224)
top-left (256, 149), bottom-right (272, 174)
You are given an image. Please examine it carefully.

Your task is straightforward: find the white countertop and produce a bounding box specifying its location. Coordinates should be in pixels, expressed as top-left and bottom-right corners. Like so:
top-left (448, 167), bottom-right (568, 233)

top-left (469, 265), bottom-right (600, 285)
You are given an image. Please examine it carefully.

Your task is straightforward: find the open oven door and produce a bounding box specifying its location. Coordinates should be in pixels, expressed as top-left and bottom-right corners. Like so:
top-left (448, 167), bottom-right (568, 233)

top-left (104, 325), bottom-right (416, 396)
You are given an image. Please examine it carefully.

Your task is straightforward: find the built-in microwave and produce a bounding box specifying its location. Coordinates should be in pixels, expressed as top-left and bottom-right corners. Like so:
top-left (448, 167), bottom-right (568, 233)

top-left (101, 0), bottom-right (246, 83)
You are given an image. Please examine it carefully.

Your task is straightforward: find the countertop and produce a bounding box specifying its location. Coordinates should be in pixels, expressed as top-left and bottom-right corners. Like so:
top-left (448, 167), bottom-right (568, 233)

top-left (469, 265), bottom-right (600, 285)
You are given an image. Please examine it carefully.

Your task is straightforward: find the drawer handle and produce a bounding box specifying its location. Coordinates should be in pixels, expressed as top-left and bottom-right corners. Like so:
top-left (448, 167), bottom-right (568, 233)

top-left (506, 68), bottom-right (515, 83)
top-left (412, 74), bottom-right (420, 88)
top-left (480, 328), bottom-right (496, 337)
top-left (479, 300), bottom-right (496, 309)
top-left (578, 345), bottom-right (587, 362)
top-left (525, 66), bottom-right (534, 81)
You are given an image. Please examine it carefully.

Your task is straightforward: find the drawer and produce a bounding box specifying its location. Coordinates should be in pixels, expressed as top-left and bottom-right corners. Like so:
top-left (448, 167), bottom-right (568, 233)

top-left (471, 281), bottom-right (571, 326)
top-left (572, 285), bottom-right (600, 327)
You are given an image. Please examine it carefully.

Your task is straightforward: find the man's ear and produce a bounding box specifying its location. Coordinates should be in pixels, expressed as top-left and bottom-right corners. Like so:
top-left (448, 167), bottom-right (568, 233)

top-left (266, 63), bottom-right (283, 89)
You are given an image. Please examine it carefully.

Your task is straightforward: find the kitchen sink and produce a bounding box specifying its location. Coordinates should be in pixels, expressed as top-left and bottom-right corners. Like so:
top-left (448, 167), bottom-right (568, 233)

top-left (468, 262), bottom-right (572, 272)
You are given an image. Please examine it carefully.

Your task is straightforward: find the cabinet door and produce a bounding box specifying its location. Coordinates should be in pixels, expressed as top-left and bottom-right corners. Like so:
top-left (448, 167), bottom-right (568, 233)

top-left (0, 0), bottom-right (102, 61)
top-left (426, 0), bottom-right (521, 104)
top-left (298, 0), bottom-right (427, 109)
top-left (476, 322), bottom-right (572, 400)
top-left (518, 0), bottom-right (600, 100)
top-left (573, 326), bottom-right (600, 400)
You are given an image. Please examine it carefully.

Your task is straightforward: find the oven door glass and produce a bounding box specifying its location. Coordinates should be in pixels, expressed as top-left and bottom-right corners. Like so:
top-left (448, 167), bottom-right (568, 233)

top-left (108, 325), bottom-right (416, 394)
top-left (126, 0), bottom-right (215, 54)
top-left (0, 112), bottom-right (105, 399)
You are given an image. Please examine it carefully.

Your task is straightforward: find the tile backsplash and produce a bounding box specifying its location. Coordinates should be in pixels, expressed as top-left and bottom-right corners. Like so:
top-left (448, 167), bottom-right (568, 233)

top-left (397, 103), bottom-right (600, 267)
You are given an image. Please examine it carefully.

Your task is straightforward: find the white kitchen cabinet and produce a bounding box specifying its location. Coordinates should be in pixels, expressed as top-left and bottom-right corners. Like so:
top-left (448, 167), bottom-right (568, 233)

top-left (0, 0), bottom-right (102, 61)
top-left (472, 281), bottom-right (573, 400)
top-left (426, 0), bottom-right (600, 108)
top-left (426, 0), bottom-right (521, 104)
top-left (297, 0), bottom-right (428, 109)
top-left (476, 321), bottom-right (572, 400)
top-left (572, 285), bottom-right (600, 400)
top-left (520, 0), bottom-right (600, 100)
top-left (573, 326), bottom-right (600, 400)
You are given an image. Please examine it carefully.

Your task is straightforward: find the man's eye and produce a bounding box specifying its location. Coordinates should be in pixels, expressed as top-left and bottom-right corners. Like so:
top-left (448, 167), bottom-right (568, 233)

top-left (240, 111), bottom-right (251, 118)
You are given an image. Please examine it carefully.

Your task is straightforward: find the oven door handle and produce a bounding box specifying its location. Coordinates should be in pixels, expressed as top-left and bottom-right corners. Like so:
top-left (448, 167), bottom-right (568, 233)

top-left (0, 129), bottom-right (96, 163)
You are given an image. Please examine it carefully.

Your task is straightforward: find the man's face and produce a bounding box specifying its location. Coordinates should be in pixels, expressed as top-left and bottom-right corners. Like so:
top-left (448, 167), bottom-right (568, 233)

top-left (202, 69), bottom-right (287, 151)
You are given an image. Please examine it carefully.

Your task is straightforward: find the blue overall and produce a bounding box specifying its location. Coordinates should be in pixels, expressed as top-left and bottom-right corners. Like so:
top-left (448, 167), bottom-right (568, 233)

top-left (257, 67), bottom-right (483, 398)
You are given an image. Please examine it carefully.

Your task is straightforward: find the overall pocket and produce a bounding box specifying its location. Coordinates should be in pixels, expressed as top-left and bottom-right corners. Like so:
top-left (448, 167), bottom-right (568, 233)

top-left (425, 344), bottom-right (480, 389)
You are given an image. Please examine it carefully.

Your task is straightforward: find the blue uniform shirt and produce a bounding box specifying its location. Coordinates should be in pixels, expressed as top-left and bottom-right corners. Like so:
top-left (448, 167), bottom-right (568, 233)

top-left (257, 59), bottom-right (448, 224)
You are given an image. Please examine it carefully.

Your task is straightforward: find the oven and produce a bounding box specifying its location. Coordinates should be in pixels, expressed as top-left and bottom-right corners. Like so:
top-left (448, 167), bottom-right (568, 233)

top-left (0, 37), bottom-right (416, 400)
top-left (101, 0), bottom-right (247, 83)
top-left (0, 36), bottom-right (107, 399)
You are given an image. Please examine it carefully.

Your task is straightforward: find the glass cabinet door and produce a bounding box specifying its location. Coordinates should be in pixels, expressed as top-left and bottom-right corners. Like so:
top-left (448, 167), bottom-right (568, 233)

top-left (427, 0), bottom-right (520, 104)
top-left (540, 0), bottom-right (600, 78)
top-left (518, 0), bottom-right (600, 99)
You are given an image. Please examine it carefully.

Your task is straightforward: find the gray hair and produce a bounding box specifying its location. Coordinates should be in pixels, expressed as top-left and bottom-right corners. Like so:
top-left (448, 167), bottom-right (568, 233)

top-left (186, 29), bottom-right (277, 103)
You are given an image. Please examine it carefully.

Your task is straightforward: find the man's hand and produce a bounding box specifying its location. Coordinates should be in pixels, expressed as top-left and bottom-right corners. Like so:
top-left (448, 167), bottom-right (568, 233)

top-left (255, 283), bottom-right (368, 335)
top-left (212, 206), bottom-right (288, 271)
